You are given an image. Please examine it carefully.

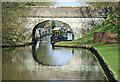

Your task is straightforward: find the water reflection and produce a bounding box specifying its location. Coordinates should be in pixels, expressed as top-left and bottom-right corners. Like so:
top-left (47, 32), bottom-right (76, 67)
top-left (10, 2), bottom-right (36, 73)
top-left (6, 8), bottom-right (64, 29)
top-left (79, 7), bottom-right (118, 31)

top-left (32, 36), bottom-right (73, 66)
top-left (2, 36), bottom-right (106, 80)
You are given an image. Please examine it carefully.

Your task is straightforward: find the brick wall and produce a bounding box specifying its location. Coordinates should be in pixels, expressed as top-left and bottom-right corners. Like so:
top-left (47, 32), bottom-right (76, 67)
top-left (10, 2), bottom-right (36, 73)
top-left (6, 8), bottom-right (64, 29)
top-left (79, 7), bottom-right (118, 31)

top-left (94, 32), bottom-right (118, 43)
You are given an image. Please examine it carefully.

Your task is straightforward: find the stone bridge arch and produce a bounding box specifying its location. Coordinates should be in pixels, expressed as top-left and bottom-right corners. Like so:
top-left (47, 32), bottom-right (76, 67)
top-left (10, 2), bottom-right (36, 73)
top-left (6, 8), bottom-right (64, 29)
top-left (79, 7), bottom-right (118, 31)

top-left (25, 17), bottom-right (105, 41)
top-left (31, 19), bottom-right (74, 41)
top-left (22, 6), bottom-right (116, 42)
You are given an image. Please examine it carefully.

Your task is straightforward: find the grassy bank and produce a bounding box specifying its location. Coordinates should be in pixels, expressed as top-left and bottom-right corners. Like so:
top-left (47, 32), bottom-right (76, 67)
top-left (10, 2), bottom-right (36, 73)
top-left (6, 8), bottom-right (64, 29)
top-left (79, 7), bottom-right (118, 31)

top-left (56, 42), bottom-right (119, 80)
top-left (56, 13), bottom-right (119, 80)
top-left (93, 45), bottom-right (118, 80)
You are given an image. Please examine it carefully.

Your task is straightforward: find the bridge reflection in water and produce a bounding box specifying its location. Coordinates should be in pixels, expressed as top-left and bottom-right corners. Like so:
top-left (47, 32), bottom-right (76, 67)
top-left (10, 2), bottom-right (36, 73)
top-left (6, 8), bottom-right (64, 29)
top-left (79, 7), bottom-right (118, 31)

top-left (2, 36), bottom-right (106, 80)
top-left (32, 36), bottom-right (73, 66)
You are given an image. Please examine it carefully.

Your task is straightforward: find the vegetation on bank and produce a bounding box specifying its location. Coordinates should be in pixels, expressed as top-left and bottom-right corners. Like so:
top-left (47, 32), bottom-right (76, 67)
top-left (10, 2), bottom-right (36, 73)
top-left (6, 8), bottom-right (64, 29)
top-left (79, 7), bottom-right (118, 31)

top-left (57, 42), bottom-right (119, 80)
top-left (56, 12), bottom-right (119, 80)
top-left (75, 13), bottom-right (118, 42)
top-left (94, 45), bottom-right (118, 80)
top-left (88, 2), bottom-right (118, 7)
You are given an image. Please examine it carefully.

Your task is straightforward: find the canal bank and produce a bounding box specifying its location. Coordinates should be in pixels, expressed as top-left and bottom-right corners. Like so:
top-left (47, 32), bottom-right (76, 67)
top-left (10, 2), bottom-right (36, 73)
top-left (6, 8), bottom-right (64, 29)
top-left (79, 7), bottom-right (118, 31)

top-left (2, 42), bottom-right (33, 48)
top-left (54, 13), bottom-right (119, 81)
top-left (55, 42), bottom-right (118, 81)
top-left (2, 38), bottom-right (118, 81)
top-left (2, 36), bottom-right (106, 80)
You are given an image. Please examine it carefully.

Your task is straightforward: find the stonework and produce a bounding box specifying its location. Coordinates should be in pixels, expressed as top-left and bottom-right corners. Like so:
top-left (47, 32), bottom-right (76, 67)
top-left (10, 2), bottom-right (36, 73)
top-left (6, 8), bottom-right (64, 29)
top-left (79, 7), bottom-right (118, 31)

top-left (23, 18), bottom-right (105, 40)
top-left (20, 6), bottom-right (116, 41)
top-left (26, 6), bottom-right (115, 18)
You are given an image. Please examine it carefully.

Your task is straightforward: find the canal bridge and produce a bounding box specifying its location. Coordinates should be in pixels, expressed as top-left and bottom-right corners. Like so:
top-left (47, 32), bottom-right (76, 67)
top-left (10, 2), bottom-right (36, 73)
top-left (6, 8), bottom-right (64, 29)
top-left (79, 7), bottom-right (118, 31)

top-left (2, 6), bottom-right (118, 81)
top-left (23, 6), bottom-right (116, 41)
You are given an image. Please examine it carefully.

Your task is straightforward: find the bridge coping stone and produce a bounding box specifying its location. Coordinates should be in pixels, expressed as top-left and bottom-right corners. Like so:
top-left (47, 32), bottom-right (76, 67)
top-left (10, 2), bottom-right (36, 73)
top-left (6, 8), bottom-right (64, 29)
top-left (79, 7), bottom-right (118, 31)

top-left (26, 6), bottom-right (116, 18)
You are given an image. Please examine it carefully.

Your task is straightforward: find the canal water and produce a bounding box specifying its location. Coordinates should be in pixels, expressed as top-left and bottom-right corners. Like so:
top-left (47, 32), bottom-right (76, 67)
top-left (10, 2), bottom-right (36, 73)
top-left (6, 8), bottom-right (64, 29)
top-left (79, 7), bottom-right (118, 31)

top-left (2, 36), bottom-right (106, 80)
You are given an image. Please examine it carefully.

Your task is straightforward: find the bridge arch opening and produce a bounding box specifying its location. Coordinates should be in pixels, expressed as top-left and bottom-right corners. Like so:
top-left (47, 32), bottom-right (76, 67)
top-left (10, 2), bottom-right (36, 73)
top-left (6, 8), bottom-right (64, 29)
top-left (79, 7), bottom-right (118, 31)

top-left (32, 20), bottom-right (74, 42)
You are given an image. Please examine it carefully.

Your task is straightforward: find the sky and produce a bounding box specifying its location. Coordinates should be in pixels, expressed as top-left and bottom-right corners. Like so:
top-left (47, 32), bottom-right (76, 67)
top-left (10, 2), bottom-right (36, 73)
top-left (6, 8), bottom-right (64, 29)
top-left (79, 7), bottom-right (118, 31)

top-left (53, 2), bottom-right (90, 6)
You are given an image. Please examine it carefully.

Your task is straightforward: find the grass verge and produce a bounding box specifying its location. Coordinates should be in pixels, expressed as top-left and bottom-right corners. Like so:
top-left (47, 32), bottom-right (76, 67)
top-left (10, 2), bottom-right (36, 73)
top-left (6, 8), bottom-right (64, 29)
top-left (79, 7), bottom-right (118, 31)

top-left (92, 45), bottom-right (118, 80)
top-left (56, 41), bottom-right (119, 80)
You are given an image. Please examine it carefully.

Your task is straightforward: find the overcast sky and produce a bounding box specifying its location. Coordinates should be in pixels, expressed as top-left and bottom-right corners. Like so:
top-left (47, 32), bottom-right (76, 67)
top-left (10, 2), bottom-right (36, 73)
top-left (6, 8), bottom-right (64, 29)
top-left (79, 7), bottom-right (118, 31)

top-left (53, 2), bottom-right (90, 6)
